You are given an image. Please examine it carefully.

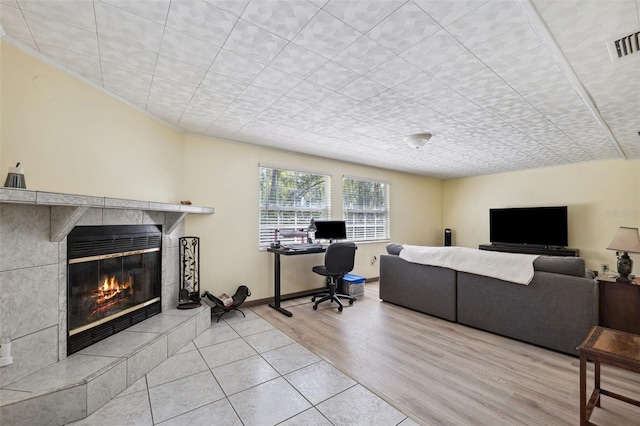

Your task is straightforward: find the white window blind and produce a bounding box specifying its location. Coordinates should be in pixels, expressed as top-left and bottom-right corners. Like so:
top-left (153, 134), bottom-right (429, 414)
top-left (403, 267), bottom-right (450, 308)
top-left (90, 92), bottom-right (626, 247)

top-left (259, 166), bottom-right (331, 247)
top-left (343, 176), bottom-right (390, 242)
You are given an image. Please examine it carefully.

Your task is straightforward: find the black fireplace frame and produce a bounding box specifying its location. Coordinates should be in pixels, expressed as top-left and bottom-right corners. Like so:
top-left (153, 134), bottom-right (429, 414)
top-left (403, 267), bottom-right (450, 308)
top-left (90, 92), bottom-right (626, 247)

top-left (67, 225), bottom-right (162, 355)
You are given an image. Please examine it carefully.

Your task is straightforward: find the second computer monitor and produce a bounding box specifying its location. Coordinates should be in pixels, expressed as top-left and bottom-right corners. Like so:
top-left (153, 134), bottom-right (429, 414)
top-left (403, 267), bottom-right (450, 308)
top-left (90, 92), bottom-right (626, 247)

top-left (313, 220), bottom-right (347, 241)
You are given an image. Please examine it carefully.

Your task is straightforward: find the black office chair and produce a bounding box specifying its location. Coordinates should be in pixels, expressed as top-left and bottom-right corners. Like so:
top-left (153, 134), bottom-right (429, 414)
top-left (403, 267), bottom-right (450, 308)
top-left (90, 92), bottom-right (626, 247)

top-left (311, 241), bottom-right (357, 312)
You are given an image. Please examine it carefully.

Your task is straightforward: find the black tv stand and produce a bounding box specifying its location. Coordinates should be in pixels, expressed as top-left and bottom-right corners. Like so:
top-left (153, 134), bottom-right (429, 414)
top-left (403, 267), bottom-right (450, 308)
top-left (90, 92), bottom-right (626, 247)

top-left (478, 244), bottom-right (579, 257)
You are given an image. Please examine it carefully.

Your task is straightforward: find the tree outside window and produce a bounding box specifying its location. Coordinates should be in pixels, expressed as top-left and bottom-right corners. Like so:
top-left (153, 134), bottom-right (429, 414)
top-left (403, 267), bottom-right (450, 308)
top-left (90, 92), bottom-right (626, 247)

top-left (343, 177), bottom-right (389, 242)
top-left (259, 167), bottom-right (330, 247)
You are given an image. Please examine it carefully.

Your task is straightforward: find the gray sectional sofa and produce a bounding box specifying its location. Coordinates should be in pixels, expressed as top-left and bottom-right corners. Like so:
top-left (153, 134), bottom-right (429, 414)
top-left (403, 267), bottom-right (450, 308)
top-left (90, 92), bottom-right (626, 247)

top-left (379, 247), bottom-right (598, 355)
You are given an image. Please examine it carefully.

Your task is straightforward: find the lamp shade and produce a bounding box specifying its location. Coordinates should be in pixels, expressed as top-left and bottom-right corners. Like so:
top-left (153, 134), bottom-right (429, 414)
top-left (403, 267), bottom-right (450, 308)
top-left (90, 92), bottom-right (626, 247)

top-left (607, 227), bottom-right (640, 253)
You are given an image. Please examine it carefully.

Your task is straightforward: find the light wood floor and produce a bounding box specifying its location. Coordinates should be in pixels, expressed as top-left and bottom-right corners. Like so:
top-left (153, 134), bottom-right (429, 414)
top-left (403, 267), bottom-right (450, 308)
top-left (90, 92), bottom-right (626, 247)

top-left (251, 282), bottom-right (640, 426)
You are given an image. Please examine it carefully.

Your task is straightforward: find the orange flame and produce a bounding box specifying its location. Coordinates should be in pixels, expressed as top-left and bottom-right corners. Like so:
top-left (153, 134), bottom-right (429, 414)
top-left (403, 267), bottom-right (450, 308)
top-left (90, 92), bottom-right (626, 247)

top-left (94, 276), bottom-right (132, 303)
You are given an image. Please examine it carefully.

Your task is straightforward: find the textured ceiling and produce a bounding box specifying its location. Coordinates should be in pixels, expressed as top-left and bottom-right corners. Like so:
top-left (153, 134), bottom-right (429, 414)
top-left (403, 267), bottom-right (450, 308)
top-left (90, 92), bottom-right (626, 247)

top-left (1, 0), bottom-right (638, 179)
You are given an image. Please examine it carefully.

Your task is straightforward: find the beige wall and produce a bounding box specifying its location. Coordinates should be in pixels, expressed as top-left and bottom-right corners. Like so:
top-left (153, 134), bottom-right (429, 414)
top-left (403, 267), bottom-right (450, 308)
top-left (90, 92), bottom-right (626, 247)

top-left (0, 42), bottom-right (184, 202)
top-left (1, 41), bottom-right (444, 301)
top-left (11, 39), bottom-right (639, 304)
top-left (443, 159), bottom-right (640, 272)
top-left (182, 135), bottom-right (443, 299)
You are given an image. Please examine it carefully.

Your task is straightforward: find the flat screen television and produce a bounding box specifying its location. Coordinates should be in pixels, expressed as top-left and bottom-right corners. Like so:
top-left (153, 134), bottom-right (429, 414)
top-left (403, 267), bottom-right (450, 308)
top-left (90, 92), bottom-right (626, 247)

top-left (490, 206), bottom-right (568, 247)
top-left (314, 220), bottom-right (347, 241)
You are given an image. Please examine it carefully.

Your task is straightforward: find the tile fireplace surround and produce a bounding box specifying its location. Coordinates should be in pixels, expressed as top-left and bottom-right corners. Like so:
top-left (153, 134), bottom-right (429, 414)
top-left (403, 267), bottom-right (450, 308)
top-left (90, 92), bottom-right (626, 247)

top-left (0, 188), bottom-right (214, 424)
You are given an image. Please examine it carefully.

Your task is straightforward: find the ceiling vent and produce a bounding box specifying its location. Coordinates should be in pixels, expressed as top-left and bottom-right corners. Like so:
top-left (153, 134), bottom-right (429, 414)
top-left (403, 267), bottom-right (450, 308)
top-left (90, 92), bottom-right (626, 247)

top-left (608, 31), bottom-right (640, 60)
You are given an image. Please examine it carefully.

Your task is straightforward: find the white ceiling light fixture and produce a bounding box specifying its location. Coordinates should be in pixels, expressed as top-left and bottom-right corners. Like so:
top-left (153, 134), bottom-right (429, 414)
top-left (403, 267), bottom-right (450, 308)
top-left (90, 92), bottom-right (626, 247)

top-left (405, 133), bottom-right (432, 149)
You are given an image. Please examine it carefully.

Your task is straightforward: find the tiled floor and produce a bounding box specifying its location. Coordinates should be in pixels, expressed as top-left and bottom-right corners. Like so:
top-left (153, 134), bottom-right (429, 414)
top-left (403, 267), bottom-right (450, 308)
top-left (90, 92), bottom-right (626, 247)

top-left (68, 308), bottom-right (417, 426)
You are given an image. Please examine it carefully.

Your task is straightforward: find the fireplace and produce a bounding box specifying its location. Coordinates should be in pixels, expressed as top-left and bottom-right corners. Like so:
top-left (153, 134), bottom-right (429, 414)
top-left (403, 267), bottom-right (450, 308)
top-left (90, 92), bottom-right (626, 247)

top-left (67, 225), bottom-right (162, 355)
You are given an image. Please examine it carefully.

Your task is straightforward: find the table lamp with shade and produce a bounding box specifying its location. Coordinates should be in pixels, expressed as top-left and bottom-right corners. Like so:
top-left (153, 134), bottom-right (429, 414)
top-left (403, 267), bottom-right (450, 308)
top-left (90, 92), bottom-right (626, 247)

top-left (607, 227), bottom-right (640, 281)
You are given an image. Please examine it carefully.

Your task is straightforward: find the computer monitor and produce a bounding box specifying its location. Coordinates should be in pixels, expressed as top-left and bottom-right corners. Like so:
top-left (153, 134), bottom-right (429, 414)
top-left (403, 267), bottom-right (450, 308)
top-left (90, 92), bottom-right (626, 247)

top-left (313, 220), bottom-right (347, 241)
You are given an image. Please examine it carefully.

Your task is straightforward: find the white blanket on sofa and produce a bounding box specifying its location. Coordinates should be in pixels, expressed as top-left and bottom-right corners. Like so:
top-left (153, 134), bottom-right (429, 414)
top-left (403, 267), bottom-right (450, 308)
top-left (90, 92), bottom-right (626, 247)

top-left (399, 246), bottom-right (539, 285)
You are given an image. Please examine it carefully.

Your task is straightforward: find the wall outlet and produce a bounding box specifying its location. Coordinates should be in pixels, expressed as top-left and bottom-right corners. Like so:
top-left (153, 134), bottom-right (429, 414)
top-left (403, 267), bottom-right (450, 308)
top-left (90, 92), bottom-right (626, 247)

top-left (601, 264), bottom-right (609, 274)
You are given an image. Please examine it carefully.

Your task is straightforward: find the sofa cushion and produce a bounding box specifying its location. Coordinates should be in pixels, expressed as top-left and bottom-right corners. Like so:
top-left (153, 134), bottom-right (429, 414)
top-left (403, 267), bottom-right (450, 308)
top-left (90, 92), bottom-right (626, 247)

top-left (386, 243), bottom-right (404, 255)
top-left (533, 256), bottom-right (585, 277)
top-left (380, 254), bottom-right (457, 322)
top-left (457, 270), bottom-right (598, 355)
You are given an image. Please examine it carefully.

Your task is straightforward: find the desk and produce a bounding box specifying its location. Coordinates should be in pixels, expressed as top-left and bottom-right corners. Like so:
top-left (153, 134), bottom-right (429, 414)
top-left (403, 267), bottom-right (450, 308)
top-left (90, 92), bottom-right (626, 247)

top-left (267, 246), bottom-right (325, 317)
top-left (578, 326), bottom-right (640, 425)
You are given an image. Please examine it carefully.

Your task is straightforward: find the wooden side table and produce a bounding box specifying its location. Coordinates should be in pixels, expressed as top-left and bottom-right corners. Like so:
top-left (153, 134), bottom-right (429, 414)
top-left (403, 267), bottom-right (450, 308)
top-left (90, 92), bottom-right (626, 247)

top-left (598, 275), bottom-right (640, 334)
top-left (577, 326), bottom-right (640, 425)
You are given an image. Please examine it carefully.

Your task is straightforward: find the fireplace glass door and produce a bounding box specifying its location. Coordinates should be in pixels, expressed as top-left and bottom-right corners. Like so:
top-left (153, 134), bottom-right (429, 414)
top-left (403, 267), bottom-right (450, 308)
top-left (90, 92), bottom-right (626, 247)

top-left (68, 249), bottom-right (160, 333)
top-left (66, 224), bottom-right (162, 354)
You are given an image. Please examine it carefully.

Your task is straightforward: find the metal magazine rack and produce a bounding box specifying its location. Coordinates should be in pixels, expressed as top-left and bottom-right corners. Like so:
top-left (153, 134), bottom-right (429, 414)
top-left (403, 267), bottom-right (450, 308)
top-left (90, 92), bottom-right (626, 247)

top-left (178, 236), bottom-right (202, 309)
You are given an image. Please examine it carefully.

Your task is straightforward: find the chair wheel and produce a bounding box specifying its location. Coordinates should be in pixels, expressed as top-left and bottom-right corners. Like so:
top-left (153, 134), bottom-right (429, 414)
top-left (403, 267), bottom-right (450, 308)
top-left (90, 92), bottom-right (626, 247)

top-left (313, 304), bottom-right (317, 310)
top-left (338, 306), bottom-right (343, 312)
top-left (349, 299), bottom-right (354, 305)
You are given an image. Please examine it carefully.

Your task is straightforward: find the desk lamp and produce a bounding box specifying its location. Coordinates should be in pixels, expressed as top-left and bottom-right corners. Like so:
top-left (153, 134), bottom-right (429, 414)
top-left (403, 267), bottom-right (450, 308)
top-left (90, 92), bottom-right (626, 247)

top-left (607, 227), bottom-right (640, 281)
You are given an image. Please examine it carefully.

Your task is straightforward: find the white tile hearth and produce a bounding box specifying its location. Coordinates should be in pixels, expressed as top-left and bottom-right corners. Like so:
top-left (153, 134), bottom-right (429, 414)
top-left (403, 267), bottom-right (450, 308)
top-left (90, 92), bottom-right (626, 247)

top-left (127, 312), bottom-right (190, 334)
top-left (2, 384), bottom-right (87, 426)
top-left (5, 353), bottom-right (123, 393)
top-left (53, 308), bottom-right (416, 426)
top-left (76, 331), bottom-right (160, 358)
top-left (0, 307), bottom-right (211, 425)
top-left (0, 190), bottom-right (214, 389)
top-left (126, 335), bottom-right (169, 385)
top-left (0, 190), bottom-right (219, 425)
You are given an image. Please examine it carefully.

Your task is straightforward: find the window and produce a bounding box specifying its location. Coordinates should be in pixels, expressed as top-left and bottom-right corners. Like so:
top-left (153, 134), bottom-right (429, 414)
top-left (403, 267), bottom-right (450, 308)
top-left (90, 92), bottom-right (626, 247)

top-left (343, 176), bottom-right (390, 242)
top-left (259, 166), bottom-right (331, 247)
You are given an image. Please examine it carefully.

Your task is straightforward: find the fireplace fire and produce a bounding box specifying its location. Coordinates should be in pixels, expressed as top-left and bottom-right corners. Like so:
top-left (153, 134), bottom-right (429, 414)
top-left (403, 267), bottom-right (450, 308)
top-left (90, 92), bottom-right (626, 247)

top-left (67, 225), bottom-right (162, 354)
top-left (95, 275), bottom-right (133, 313)
top-left (92, 275), bottom-right (130, 317)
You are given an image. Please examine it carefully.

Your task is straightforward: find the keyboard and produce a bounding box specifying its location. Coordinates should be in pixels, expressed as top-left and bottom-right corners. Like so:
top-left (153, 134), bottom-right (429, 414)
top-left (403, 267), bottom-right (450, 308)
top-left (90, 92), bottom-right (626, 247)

top-left (286, 243), bottom-right (324, 251)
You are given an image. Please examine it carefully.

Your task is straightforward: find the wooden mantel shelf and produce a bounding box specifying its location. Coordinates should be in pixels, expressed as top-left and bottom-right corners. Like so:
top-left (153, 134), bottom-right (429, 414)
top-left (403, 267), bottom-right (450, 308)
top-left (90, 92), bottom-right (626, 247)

top-left (0, 188), bottom-right (214, 241)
